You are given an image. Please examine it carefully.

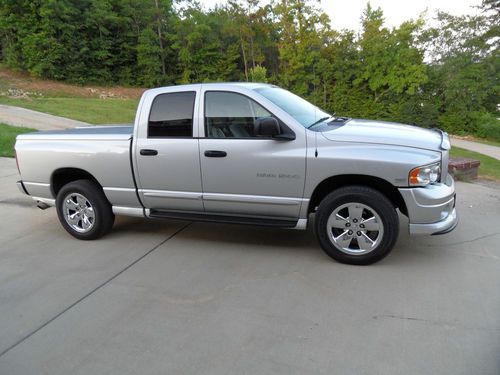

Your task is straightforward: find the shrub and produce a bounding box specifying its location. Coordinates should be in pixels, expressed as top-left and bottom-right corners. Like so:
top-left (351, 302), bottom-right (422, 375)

top-left (250, 65), bottom-right (268, 83)
top-left (474, 112), bottom-right (500, 142)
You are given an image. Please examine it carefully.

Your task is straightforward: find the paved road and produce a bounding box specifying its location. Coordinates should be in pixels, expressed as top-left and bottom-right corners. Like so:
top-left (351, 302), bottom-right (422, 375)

top-left (0, 157), bottom-right (499, 374)
top-left (0, 104), bottom-right (89, 130)
top-left (451, 137), bottom-right (500, 160)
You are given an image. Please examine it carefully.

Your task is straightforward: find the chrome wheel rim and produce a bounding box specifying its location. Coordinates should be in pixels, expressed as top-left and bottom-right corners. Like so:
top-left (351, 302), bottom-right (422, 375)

top-left (326, 202), bottom-right (384, 255)
top-left (63, 193), bottom-right (95, 233)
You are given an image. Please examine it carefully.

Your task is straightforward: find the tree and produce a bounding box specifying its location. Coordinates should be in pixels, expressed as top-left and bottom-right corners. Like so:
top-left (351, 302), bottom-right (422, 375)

top-left (272, 0), bottom-right (334, 100)
top-left (420, 1), bottom-right (499, 133)
top-left (348, 4), bottom-right (428, 119)
top-left (0, 0), bottom-right (497, 141)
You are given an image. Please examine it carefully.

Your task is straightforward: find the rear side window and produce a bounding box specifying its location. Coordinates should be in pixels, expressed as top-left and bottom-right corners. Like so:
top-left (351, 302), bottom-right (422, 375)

top-left (148, 92), bottom-right (195, 137)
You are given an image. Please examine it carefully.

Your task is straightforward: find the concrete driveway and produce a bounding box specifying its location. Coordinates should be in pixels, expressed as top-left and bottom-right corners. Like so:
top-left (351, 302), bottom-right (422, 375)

top-left (0, 157), bottom-right (499, 375)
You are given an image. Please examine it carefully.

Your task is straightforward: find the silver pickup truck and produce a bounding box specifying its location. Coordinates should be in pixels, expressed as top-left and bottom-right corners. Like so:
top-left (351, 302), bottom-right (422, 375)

top-left (15, 83), bottom-right (457, 265)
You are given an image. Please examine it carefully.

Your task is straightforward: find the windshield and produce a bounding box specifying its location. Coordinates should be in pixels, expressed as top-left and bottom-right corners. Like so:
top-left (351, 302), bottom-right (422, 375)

top-left (254, 87), bottom-right (331, 128)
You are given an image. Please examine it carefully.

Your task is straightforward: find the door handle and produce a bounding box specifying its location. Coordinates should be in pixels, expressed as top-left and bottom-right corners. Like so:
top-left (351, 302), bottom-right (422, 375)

top-left (204, 150), bottom-right (227, 158)
top-left (140, 149), bottom-right (158, 156)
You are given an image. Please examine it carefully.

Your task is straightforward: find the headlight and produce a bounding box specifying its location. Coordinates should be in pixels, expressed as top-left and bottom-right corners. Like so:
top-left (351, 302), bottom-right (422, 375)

top-left (409, 162), bottom-right (441, 186)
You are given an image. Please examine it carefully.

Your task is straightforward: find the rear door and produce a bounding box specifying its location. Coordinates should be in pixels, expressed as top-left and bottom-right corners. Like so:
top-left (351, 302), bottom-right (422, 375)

top-left (134, 87), bottom-right (204, 211)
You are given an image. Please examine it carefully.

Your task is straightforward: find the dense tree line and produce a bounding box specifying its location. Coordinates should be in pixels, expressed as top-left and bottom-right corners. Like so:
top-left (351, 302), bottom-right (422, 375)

top-left (0, 0), bottom-right (498, 138)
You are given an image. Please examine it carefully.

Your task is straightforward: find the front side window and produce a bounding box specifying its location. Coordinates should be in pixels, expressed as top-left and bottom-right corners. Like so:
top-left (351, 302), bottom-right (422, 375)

top-left (148, 92), bottom-right (195, 137)
top-left (205, 91), bottom-right (273, 138)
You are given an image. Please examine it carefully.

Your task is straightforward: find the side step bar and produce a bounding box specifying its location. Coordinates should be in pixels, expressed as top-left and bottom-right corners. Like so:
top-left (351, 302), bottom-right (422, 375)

top-left (149, 210), bottom-right (298, 228)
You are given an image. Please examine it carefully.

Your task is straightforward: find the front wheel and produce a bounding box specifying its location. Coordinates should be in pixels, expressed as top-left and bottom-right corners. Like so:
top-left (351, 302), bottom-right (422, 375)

top-left (315, 186), bottom-right (399, 265)
top-left (56, 179), bottom-right (115, 240)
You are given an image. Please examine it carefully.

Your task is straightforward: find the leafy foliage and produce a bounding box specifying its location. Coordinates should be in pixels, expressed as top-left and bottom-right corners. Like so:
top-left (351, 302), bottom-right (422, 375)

top-left (0, 0), bottom-right (498, 139)
top-left (250, 65), bottom-right (268, 82)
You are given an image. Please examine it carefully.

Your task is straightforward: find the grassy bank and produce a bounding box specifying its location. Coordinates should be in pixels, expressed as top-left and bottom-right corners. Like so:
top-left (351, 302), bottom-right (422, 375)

top-left (450, 147), bottom-right (500, 181)
top-left (0, 97), bottom-right (138, 124)
top-left (0, 123), bottom-right (37, 157)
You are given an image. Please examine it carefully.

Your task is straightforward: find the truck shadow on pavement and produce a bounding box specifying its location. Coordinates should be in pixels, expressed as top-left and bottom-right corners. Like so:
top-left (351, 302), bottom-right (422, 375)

top-left (109, 214), bottom-right (441, 266)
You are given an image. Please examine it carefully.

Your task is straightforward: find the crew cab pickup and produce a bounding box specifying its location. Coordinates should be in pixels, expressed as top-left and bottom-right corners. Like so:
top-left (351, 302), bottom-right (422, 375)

top-left (15, 83), bottom-right (458, 264)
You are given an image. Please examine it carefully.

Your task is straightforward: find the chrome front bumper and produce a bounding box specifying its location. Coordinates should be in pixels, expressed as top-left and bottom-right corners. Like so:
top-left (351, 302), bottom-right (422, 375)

top-left (399, 175), bottom-right (458, 236)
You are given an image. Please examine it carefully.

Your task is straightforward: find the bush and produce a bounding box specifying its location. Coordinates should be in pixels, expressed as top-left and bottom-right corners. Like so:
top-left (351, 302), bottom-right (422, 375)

top-left (474, 112), bottom-right (500, 142)
top-left (437, 110), bottom-right (500, 141)
top-left (438, 111), bottom-right (471, 134)
top-left (250, 65), bottom-right (268, 83)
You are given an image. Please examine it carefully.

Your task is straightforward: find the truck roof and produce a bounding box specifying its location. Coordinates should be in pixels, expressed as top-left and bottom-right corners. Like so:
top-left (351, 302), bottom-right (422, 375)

top-left (150, 82), bottom-right (276, 91)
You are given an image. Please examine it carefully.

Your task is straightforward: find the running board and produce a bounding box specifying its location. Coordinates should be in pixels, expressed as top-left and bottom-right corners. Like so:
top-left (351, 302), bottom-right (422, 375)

top-left (149, 210), bottom-right (298, 228)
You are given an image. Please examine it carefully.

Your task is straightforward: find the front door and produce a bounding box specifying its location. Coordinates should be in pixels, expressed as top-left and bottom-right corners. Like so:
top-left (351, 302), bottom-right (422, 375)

top-left (135, 89), bottom-right (204, 212)
top-left (199, 90), bottom-right (306, 219)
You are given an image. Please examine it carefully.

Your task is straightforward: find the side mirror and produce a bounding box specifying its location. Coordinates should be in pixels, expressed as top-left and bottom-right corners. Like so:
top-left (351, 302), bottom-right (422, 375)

top-left (255, 117), bottom-right (280, 137)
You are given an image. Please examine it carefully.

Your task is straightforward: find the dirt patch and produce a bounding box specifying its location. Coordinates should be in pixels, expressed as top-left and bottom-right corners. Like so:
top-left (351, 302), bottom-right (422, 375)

top-left (0, 68), bottom-right (145, 99)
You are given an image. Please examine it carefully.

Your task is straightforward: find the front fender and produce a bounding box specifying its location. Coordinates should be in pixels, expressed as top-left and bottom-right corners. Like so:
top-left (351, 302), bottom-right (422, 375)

top-left (304, 140), bottom-right (442, 198)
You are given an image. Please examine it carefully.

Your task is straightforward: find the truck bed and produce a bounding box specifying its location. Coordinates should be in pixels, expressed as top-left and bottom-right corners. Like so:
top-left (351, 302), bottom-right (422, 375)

top-left (15, 125), bottom-right (140, 209)
top-left (16, 125), bottom-right (134, 141)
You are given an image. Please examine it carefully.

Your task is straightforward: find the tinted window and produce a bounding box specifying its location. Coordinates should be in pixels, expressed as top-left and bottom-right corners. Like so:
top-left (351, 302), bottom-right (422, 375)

top-left (148, 92), bottom-right (195, 137)
top-left (205, 91), bottom-right (272, 138)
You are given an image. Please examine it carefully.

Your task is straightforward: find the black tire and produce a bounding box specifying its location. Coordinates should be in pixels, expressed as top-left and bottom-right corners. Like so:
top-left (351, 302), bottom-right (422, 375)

top-left (314, 186), bottom-right (399, 265)
top-left (56, 179), bottom-right (115, 240)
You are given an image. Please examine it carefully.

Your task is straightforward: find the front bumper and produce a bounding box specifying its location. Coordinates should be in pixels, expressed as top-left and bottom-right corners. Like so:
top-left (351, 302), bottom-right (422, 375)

top-left (399, 174), bottom-right (458, 236)
top-left (409, 208), bottom-right (458, 235)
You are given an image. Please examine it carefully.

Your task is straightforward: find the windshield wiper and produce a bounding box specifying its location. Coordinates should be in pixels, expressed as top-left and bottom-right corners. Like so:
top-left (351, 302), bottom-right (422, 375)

top-left (307, 116), bottom-right (332, 129)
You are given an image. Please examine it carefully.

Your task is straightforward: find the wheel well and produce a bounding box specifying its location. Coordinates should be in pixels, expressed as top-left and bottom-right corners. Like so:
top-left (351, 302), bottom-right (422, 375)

top-left (51, 168), bottom-right (101, 197)
top-left (308, 175), bottom-right (408, 216)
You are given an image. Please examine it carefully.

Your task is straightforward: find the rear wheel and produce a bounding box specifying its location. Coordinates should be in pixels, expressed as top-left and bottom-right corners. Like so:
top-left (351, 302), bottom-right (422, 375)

top-left (56, 179), bottom-right (114, 240)
top-left (315, 186), bottom-right (399, 265)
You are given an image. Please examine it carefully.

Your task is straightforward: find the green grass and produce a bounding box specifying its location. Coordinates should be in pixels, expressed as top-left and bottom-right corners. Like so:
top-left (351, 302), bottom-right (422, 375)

top-left (0, 123), bottom-right (37, 157)
top-left (450, 146), bottom-right (500, 181)
top-left (0, 97), bottom-right (138, 124)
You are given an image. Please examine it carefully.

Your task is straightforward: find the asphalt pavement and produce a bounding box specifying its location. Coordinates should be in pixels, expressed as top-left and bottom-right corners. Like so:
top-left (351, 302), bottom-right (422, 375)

top-left (0, 104), bottom-right (89, 130)
top-left (451, 137), bottom-right (500, 160)
top-left (0, 157), bottom-right (499, 374)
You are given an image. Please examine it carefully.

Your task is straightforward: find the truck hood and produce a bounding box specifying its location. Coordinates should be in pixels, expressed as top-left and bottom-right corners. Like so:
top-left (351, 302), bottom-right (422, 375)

top-left (321, 119), bottom-right (444, 151)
